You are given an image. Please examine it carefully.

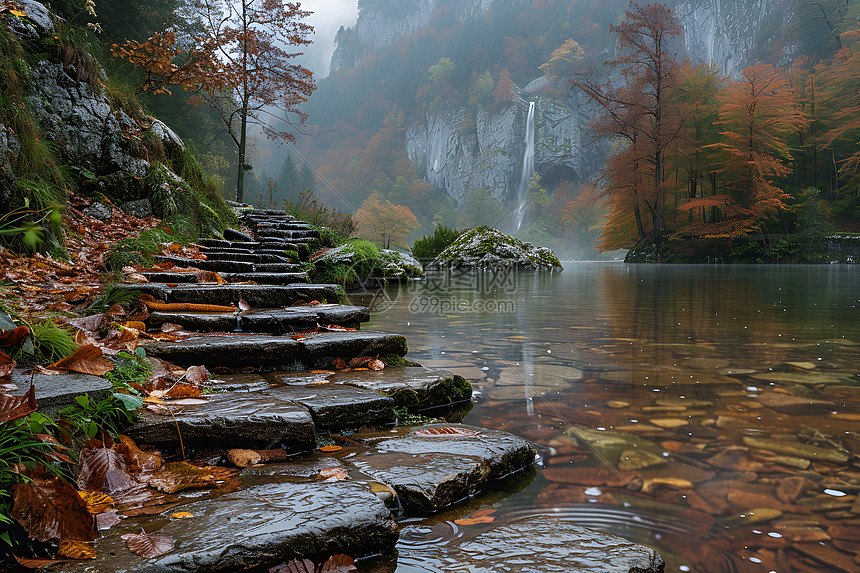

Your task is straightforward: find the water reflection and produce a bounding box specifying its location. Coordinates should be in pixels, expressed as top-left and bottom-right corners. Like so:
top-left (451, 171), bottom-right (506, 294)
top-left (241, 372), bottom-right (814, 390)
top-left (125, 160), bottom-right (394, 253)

top-left (352, 263), bottom-right (860, 573)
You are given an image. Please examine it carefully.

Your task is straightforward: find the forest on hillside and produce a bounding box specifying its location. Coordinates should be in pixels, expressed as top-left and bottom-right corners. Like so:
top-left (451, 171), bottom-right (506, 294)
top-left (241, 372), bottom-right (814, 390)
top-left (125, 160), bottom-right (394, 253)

top-left (290, 0), bottom-right (860, 260)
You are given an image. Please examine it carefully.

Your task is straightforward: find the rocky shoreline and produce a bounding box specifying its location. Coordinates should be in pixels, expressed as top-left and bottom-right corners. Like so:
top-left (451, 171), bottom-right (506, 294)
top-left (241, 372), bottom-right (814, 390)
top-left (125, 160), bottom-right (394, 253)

top-left (12, 208), bottom-right (664, 572)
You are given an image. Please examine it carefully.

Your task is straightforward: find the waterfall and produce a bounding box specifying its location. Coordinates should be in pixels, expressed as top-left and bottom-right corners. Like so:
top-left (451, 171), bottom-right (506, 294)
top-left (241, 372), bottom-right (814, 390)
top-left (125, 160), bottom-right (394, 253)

top-left (515, 101), bottom-right (536, 232)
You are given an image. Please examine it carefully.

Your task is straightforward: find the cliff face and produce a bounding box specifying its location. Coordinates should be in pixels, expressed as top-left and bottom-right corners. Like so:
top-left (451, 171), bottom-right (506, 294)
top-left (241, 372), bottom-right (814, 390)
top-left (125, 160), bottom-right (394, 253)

top-left (0, 0), bottom-right (184, 199)
top-left (406, 77), bottom-right (604, 206)
top-left (338, 0), bottom-right (796, 205)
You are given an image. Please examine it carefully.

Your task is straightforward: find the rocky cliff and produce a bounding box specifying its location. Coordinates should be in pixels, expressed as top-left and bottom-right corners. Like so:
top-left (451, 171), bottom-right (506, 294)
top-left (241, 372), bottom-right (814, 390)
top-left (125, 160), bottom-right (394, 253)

top-left (337, 0), bottom-right (798, 206)
top-left (406, 77), bottom-right (604, 206)
top-left (0, 0), bottom-right (190, 209)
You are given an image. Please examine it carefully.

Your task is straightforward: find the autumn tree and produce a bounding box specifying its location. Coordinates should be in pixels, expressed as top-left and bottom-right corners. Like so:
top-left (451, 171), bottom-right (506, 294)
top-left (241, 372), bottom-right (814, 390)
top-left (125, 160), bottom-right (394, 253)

top-left (563, 183), bottom-right (606, 249)
top-left (539, 39), bottom-right (585, 79)
top-left (572, 2), bottom-right (683, 247)
top-left (816, 28), bottom-right (860, 197)
top-left (494, 68), bottom-right (517, 103)
top-left (113, 0), bottom-right (316, 203)
top-left (355, 191), bottom-right (420, 249)
top-left (683, 63), bottom-right (806, 236)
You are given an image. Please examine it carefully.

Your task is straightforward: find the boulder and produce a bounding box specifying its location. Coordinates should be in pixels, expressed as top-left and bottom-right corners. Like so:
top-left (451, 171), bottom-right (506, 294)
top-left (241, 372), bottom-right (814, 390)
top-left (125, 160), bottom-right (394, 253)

top-left (428, 226), bottom-right (562, 271)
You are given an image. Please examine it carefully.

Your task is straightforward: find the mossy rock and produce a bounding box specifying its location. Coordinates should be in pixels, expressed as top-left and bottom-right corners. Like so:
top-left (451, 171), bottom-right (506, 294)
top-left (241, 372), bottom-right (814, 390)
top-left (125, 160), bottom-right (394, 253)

top-left (428, 226), bottom-right (561, 271)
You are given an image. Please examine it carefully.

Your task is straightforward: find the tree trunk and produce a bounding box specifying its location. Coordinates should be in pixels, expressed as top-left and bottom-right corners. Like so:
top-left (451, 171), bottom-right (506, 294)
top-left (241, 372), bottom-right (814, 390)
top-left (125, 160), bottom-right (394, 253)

top-left (236, 108), bottom-right (248, 203)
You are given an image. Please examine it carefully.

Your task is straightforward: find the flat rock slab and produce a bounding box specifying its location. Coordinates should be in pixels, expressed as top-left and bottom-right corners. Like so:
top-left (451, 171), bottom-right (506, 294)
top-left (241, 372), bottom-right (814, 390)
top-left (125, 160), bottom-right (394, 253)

top-left (398, 515), bottom-right (664, 573)
top-left (11, 368), bottom-right (112, 417)
top-left (143, 335), bottom-right (301, 368)
top-left (147, 305), bottom-right (369, 333)
top-left (265, 385), bottom-right (394, 429)
top-left (54, 481), bottom-right (397, 573)
top-left (199, 252), bottom-right (292, 263)
top-left (117, 283), bottom-right (342, 306)
top-left (143, 331), bottom-right (405, 369)
top-left (351, 424), bottom-right (534, 512)
top-left (207, 373), bottom-right (270, 392)
top-left (328, 366), bottom-right (472, 408)
top-left (139, 271), bottom-right (308, 284)
top-left (152, 255), bottom-right (255, 273)
top-left (300, 331), bottom-right (408, 363)
top-left (127, 391), bottom-right (316, 450)
top-left (757, 391), bottom-right (836, 415)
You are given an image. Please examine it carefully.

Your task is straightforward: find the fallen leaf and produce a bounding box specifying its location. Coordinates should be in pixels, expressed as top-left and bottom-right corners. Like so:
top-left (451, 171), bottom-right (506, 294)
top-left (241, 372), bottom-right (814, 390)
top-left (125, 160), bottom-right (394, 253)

top-left (319, 445), bottom-right (342, 453)
top-left (184, 365), bottom-right (209, 386)
top-left (65, 314), bottom-right (106, 333)
top-left (49, 344), bottom-right (114, 376)
top-left (124, 321), bottom-right (147, 331)
top-left (319, 467), bottom-right (348, 481)
top-left (368, 359), bottom-right (385, 371)
top-left (413, 427), bottom-right (479, 437)
top-left (146, 462), bottom-right (219, 493)
top-left (0, 350), bottom-right (14, 380)
top-left (319, 554), bottom-right (358, 573)
top-left (57, 539), bottom-right (97, 560)
top-left (269, 558), bottom-right (315, 573)
top-left (348, 356), bottom-right (372, 369)
top-left (171, 512), bottom-right (194, 519)
top-left (121, 528), bottom-right (175, 559)
top-left (238, 299), bottom-right (251, 313)
top-left (0, 325), bottom-right (30, 347)
top-left (453, 516), bottom-right (495, 526)
top-left (77, 445), bottom-right (136, 495)
top-left (471, 508), bottom-right (497, 519)
top-left (0, 385), bottom-right (38, 423)
top-left (11, 475), bottom-right (97, 542)
top-left (77, 490), bottom-right (114, 514)
top-left (160, 323), bottom-right (184, 333)
top-left (14, 555), bottom-right (71, 569)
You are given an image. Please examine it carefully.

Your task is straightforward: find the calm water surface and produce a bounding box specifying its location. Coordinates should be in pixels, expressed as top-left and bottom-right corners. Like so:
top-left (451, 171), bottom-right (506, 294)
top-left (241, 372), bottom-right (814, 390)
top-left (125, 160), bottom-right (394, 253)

top-left (350, 263), bottom-right (860, 573)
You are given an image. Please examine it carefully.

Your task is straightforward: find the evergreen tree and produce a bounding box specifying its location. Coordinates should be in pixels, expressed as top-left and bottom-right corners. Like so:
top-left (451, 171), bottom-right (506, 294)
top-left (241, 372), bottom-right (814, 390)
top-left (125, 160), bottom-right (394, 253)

top-left (279, 152), bottom-right (301, 203)
top-left (297, 162), bottom-right (317, 196)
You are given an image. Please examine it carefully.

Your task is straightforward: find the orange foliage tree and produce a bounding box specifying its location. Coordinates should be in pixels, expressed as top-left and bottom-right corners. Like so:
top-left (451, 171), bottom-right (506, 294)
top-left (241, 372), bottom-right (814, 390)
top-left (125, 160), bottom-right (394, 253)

top-left (685, 63), bottom-right (807, 236)
top-left (572, 2), bottom-right (683, 248)
top-left (355, 191), bottom-right (420, 249)
top-left (493, 68), bottom-right (517, 103)
top-left (113, 0), bottom-right (316, 203)
top-left (816, 28), bottom-right (860, 197)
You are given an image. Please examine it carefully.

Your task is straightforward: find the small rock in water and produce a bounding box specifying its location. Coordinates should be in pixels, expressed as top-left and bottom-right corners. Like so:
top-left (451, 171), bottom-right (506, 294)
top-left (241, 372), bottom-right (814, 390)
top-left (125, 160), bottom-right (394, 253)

top-left (649, 418), bottom-right (689, 429)
top-left (607, 400), bottom-right (630, 409)
top-left (618, 449), bottom-right (668, 470)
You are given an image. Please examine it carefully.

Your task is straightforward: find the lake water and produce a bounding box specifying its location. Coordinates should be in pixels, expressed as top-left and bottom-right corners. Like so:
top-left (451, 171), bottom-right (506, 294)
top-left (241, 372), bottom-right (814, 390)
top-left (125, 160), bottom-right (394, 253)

top-left (349, 263), bottom-right (860, 573)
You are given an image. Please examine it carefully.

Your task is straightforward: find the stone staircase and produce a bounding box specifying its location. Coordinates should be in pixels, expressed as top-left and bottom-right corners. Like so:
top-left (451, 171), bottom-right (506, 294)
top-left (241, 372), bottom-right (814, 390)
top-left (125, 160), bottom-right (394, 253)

top-left (52, 208), bottom-right (663, 573)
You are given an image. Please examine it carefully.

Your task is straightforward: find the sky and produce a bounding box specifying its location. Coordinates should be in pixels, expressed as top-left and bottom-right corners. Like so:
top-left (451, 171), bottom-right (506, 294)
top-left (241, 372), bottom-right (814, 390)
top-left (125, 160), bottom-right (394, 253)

top-left (301, 0), bottom-right (359, 76)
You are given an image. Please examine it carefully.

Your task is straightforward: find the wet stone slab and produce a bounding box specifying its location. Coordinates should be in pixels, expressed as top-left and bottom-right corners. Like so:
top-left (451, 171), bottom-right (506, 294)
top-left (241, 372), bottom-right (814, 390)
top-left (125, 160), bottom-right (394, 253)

top-left (143, 335), bottom-right (301, 369)
top-left (350, 424), bottom-right (535, 513)
top-left (207, 373), bottom-right (270, 392)
top-left (265, 385), bottom-right (394, 430)
top-left (139, 271), bottom-right (308, 285)
top-left (147, 305), bottom-right (370, 333)
top-left (50, 481), bottom-right (398, 573)
top-left (300, 331), bottom-right (408, 363)
top-left (127, 391), bottom-right (316, 451)
top-left (122, 283), bottom-right (342, 307)
top-left (11, 369), bottom-right (112, 417)
top-left (328, 366), bottom-right (472, 408)
top-left (397, 515), bottom-right (664, 573)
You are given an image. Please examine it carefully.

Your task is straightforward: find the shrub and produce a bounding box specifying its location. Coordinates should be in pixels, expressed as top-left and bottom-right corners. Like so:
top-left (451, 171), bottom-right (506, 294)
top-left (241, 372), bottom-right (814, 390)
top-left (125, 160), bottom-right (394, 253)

top-left (283, 190), bottom-right (356, 243)
top-left (412, 225), bottom-right (462, 260)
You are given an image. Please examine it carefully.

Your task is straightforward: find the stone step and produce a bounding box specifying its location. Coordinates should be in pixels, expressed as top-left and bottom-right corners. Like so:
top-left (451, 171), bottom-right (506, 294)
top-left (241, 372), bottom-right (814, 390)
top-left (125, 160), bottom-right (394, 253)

top-left (116, 283), bottom-right (343, 307)
top-left (147, 304), bottom-right (369, 333)
top-left (11, 369), bottom-right (111, 418)
top-left (154, 255), bottom-right (255, 273)
top-left (139, 271), bottom-right (308, 284)
top-left (55, 481), bottom-right (397, 573)
top-left (256, 262), bottom-right (312, 273)
top-left (275, 366), bottom-right (472, 409)
top-left (253, 221), bottom-right (318, 231)
top-left (197, 251), bottom-right (292, 264)
top-left (223, 228), bottom-right (254, 242)
top-left (399, 515), bottom-right (664, 573)
top-left (142, 331), bottom-right (407, 369)
top-left (256, 229), bottom-right (320, 240)
top-left (197, 239), bottom-right (264, 249)
top-left (241, 208), bottom-right (297, 218)
top-left (128, 391), bottom-right (316, 449)
top-left (267, 384), bottom-right (394, 430)
top-left (349, 424), bottom-right (535, 513)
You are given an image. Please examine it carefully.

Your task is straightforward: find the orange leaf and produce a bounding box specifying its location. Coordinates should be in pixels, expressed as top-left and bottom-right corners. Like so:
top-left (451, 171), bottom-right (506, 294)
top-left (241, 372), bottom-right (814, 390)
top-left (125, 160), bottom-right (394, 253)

top-left (319, 467), bottom-right (348, 481)
top-left (171, 511), bottom-right (194, 519)
top-left (319, 445), bottom-right (342, 452)
top-left (124, 321), bottom-right (147, 331)
top-left (413, 427), bottom-right (479, 437)
top-left (269, 558), bottom-right (315, 573)
top-left (368, 359), bottom-right (385, 371)
top-left (77, 490), bottom-right (114, 514)
top-left (453, 515), bottom-right (495, 526)
top-left (0, 325), bottom-right (29, 347)
top-left (49, 344), bottom-right (114, 376)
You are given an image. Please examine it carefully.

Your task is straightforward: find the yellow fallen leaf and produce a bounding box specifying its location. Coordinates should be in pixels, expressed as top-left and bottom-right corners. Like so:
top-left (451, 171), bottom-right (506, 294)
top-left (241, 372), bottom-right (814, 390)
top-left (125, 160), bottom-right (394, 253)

top-left (171, 512), bottom-right (194, 519)
top-left (8, 9), bottom-right (28, 17)
top-left (319, 445), bottom-right (342, 452)
top-left (77, 490), bottom-right (114, 514)
top-left (58, 539), bottom-right (97, 559)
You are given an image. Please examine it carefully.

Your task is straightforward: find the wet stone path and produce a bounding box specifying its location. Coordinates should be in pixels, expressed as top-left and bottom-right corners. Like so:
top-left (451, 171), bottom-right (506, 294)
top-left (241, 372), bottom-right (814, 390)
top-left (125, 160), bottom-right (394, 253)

top-left (53, 210), bottom-right (664, 572)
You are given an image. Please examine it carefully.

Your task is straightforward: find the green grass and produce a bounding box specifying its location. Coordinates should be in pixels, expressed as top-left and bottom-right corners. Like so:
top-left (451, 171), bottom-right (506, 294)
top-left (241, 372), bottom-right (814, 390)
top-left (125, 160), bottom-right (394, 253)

top-left (21, 318), bottom-right (77, 364)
